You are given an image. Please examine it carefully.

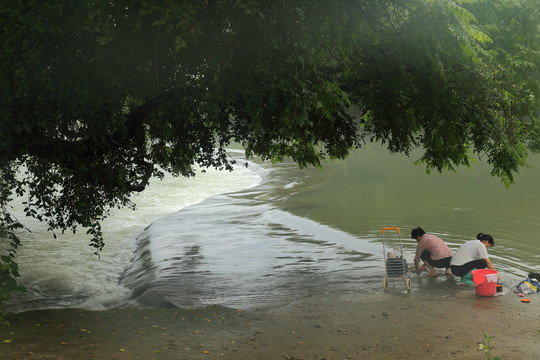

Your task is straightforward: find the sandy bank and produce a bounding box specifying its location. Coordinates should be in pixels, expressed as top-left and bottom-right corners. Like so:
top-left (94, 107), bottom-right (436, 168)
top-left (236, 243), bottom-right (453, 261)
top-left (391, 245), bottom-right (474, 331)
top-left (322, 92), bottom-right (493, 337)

top-left (1, 286), bottom-right (539, 359)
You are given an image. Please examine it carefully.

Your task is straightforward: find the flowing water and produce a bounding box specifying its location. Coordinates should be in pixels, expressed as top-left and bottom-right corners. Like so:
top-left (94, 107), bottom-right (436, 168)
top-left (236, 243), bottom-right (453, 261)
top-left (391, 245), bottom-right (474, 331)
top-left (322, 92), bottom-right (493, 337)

top-left (5, 145), bottom-right (540, 312)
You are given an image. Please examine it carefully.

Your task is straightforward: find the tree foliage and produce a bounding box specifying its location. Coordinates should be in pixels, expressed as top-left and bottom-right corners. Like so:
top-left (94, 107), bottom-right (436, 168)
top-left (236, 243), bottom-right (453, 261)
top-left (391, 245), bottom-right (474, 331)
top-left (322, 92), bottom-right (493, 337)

top-left (1, 0), bottom-right (539, 305)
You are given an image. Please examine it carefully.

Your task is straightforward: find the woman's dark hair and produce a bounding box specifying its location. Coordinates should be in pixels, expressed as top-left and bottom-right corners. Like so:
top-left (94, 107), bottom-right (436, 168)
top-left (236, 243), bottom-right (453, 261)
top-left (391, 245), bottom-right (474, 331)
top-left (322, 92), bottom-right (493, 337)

top-left (477, 233), bottom-right (495, 246)
top-left (411, 227), bottom-right (426, 239)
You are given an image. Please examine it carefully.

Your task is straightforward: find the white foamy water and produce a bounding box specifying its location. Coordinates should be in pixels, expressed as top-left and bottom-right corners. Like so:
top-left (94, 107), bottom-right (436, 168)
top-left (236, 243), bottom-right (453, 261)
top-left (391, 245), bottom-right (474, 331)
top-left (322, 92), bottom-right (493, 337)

top-left (7, 154), bottom-right (262, 311)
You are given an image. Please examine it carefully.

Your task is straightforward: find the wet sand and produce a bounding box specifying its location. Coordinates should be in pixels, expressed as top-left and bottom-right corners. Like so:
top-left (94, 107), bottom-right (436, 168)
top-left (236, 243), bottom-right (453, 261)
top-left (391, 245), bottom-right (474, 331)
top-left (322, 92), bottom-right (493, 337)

top-left (1, 286), bottom-right (540, 360)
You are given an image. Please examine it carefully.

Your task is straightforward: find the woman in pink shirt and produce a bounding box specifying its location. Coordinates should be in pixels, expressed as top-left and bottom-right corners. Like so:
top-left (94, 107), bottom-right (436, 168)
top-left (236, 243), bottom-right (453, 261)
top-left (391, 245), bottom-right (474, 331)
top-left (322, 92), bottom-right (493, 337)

top-left (411, 227), bottom-right (454, 277)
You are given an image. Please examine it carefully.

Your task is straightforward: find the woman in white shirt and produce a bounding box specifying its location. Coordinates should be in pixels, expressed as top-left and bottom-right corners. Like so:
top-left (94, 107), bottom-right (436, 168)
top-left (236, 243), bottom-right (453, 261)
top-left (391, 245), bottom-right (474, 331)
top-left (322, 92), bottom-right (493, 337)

top-left (450, 233), bottom-right (496, 278)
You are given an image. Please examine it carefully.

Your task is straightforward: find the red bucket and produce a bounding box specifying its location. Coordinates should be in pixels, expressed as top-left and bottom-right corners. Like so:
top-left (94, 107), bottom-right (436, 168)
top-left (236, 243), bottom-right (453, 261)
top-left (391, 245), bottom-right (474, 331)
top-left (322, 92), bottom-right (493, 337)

top-left (471, 269), bottom-right (498, 296)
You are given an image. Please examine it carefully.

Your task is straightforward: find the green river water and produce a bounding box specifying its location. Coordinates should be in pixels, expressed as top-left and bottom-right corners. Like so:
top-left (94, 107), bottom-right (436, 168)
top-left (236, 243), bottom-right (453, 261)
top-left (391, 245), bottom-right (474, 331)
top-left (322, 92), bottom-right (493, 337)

top-left (284, 142), bottom-right (540, 280)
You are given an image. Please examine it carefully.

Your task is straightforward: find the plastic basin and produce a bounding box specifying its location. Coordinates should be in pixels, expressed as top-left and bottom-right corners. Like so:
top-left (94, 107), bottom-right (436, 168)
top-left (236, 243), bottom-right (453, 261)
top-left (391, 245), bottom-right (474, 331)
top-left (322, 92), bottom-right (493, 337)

top-left (471, 269), bottom-right (498, 296)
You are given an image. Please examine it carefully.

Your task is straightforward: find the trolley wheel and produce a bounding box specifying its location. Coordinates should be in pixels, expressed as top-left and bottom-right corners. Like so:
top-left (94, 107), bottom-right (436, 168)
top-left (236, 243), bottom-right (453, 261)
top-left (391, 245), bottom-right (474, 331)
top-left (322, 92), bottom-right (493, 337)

top-left (383, 278), bottom-right (388, 289)
top-left (405, 278), bottom-right (411, 290)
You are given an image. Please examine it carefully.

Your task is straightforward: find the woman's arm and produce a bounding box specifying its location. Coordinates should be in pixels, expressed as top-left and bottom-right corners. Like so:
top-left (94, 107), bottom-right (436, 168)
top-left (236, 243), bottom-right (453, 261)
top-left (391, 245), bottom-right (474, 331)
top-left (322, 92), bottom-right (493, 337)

top-left (483, 258), bottom-right (500, 279)
top-left (484, 257), bottom-right (495, 270)
top-left (413, 241), bottom-right (425, 267)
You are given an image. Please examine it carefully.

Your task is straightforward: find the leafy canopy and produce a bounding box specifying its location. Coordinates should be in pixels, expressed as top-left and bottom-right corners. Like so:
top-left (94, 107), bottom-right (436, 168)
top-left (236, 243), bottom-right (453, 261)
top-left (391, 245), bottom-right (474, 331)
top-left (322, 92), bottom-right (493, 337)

top-left (0, 0), bottom-right (539, 308)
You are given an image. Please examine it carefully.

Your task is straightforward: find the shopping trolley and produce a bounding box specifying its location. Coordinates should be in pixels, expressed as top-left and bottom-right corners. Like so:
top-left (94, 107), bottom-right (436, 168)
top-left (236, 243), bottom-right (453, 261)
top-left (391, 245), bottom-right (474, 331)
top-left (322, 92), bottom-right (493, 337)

top-left (381, 227), bottom-right (411, 290)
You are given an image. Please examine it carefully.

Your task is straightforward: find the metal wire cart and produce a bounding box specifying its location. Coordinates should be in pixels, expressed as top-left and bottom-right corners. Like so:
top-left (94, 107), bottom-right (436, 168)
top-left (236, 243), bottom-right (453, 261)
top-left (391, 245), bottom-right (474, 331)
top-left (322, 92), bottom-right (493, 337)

top-left (381, 227), bottom-right (411, 290)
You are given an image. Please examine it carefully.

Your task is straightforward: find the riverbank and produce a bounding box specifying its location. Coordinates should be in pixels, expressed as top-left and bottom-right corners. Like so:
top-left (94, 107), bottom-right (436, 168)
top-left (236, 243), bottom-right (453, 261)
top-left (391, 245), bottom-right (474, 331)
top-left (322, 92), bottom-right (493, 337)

top-left (1, 287), bottom-right (539, 360)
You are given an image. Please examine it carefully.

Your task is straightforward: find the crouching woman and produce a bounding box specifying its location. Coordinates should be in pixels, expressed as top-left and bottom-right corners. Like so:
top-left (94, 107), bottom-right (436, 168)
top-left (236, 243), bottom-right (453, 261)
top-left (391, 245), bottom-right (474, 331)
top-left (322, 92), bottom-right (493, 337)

top-left (450, 233), bottom-right (497, 283)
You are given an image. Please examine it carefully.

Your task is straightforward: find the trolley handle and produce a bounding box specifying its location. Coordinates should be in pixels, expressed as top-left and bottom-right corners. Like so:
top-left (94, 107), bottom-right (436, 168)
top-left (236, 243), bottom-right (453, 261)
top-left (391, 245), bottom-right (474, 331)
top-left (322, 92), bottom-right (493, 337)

top-left (381, 227), bottom-right (400, 234)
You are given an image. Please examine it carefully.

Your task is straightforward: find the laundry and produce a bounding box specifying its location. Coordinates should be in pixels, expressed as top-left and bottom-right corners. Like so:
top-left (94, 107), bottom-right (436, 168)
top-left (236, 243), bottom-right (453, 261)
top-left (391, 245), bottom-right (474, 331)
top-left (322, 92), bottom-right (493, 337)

top-left (514, 278), bottom-right (540, 294)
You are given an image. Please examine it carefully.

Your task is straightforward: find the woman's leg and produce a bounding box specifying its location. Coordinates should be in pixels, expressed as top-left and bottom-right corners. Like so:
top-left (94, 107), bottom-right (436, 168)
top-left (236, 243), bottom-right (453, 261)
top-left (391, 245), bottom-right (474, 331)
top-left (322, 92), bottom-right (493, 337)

top-left (420, 251), bottom-right (438, 276)
top-left (421, 252), bottom-right (452, 275)
top-left (428, 257), bottom-right (452, 275)
top-left (429, 256), bottom-right (452, 269)
top-left (451, 259), bottom-right (488, 277)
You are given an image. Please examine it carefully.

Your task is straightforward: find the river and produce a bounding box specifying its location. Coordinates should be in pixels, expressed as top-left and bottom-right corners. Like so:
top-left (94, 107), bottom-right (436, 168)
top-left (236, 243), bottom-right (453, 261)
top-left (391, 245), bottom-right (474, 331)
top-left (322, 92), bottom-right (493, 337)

top-left (6, 144), bottom-right (540, 312)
